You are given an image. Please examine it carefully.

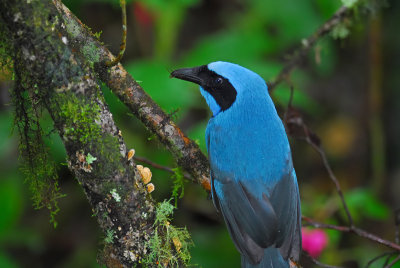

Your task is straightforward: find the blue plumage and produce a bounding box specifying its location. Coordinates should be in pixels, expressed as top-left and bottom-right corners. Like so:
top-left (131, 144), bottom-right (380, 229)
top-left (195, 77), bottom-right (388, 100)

top-left (171, 62), bottom-right (301, 268)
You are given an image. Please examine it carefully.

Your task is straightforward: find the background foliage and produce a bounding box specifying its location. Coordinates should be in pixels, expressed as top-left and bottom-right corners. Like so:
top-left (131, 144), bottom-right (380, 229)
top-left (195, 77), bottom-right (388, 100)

top-left (0, 0), bottom-right (399, 267)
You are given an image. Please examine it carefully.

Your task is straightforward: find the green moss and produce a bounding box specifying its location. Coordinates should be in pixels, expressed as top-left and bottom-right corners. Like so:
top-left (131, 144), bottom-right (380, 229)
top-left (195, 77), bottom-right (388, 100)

top-left (0, 16), bottom-right (14, 80)
top-left (105, 229), bottom-right (116, 244)
top-left (331, 22), bottom-right (351, 39)
top-left (93, 30), bottom-right (103, 40)
top-left (154, 201), bottom-right (175, 226)
top-left (6, 0), bottom-right (126, 231)
top-left (20, 157), bottom-right (65, 228)
top-left (82, 42), bottom-right (100, 63)
top-left (86, 153), bottom-right (97, 164)
top-left (56, 91), bottom-right (124, 179)
top-left (110, 188), bottom-right (121, 202)
top-left (171, 167), bottom-right (186, 207)
top-left (9, 6), bottom-right (68, 222)
top-left (142, 200), bottom-right (193, 267)
top-left (63, 17), bottom-right (101, 64)
top-left (64, 14), bottom-right (101, 64)
top-left (97, 134), bottom-right (124, 176)
top-left (64, 18), bottom-right (82, 39)
top-left (12, 73), bottom-right (65, 228)
top-left (59, 93), bottom-right (101, 145)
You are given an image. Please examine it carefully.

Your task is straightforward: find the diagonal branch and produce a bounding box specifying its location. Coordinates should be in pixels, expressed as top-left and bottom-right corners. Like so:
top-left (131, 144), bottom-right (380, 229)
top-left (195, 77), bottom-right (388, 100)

top-left (366, 251), bottom-right (397, 268)
top-left (302, 217), bottom-right (400, 252)
top-left (385, 255), bottom-right (400, 268)
top-left (0, 0), bottom-right (170, 266)
top-left (285, 105), bottom-right (354, 226)
top-left (306, 137), bottom-right (354, 227)
top-left (53, 0), bottom-right (212, 192)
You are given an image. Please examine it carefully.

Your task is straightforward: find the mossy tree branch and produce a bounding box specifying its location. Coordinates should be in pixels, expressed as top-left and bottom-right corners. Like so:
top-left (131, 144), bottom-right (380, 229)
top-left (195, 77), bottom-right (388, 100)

top-left (0, 0), bottom-right (159, 266)
top-left (52, 0), bottom-right (212, 192)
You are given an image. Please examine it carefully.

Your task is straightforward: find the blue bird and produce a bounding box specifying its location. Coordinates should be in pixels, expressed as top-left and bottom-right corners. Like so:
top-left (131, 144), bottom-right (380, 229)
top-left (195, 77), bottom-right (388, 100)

top-left (171, 62), bottom-right (301, 268)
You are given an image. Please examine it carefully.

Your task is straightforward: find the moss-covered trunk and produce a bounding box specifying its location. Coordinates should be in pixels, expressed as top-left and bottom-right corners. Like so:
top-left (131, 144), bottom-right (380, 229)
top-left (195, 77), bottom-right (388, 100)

top-left (0, 0), bottom-right (156, 266)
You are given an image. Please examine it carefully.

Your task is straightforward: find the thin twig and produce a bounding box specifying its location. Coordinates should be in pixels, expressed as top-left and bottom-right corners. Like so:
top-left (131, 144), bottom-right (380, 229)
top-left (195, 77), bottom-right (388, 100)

top-left (302, 216), bottom-right (349, 231)
top-left (394, 208), bottom-right (400, 244)
top-left (105, 0), bottom-right (127, 67)
top-left (305, 137), bottom-right (354, 227)
top-left (269, 6), bottom-right (349, 91)
top-left (384, 254), bottom-right (393, 267)
top-left (302, 216), bottom-right (400, 252)
top-left (285, 103), bottom-right (354, 227)
top-left (302, 251), bottom-right (344, 268)
top-left (366, 251), bottom-right (397, 268)
top-left (384, 255), bottom-right (400, 268)
top-left (133, 156), bottom-right (192, 180)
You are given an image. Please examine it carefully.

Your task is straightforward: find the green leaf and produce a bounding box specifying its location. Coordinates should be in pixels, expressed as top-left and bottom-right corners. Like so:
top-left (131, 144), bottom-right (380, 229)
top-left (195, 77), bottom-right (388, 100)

top-left (86, 153), bottom-right (97, 164)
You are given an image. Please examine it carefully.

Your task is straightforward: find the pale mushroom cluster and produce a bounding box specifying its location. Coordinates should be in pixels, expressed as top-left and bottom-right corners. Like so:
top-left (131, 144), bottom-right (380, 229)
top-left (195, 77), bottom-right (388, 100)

top-left (127, 148), bottom-right (154, 193)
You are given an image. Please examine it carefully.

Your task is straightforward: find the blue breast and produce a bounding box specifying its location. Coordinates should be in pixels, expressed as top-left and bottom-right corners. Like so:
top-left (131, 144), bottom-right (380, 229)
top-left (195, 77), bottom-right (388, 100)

top-left (205, 78), bottom-right (291, 199)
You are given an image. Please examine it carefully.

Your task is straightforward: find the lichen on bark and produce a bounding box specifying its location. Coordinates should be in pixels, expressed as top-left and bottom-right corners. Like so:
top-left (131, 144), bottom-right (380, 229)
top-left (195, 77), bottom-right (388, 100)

top-left (0, 0), bottom-right (194, 266)
top-left (1, 0), bottom-right (154, 266)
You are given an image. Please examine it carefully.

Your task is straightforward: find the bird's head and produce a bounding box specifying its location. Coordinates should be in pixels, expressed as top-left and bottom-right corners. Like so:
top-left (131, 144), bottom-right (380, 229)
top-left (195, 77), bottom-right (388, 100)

top-left (171, 61), bottom-right (269, 117)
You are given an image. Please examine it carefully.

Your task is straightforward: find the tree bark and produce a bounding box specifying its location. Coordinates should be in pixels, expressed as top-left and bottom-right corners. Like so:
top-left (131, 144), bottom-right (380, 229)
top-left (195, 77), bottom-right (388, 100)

top-left (52, 0), bottom-right (212, 192)
top-left (0, 0), bottom-right (156, 266)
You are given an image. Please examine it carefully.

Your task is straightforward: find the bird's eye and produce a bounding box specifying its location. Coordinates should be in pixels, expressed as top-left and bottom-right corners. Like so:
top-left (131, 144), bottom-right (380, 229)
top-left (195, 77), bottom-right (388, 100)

top-left (215, 77), bottom-right (223, 85)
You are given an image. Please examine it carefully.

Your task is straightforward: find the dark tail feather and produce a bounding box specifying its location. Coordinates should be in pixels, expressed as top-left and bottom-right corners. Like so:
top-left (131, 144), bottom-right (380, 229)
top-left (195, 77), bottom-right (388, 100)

top-left (241, 248), bottom-right (289, 268)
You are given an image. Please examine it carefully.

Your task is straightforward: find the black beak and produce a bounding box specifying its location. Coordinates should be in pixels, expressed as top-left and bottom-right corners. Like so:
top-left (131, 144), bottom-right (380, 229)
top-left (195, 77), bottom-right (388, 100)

top-left (170, 66), bottom-right (205, 85)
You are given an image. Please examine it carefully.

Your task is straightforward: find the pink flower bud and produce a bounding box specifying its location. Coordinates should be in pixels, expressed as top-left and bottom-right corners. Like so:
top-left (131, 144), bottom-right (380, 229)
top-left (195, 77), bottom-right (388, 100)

top-left (302, 228), bottom-right (328, 258)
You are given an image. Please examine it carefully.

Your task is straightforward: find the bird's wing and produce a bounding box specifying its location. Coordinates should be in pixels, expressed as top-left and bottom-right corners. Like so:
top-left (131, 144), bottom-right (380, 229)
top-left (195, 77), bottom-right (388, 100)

top-left (213, 175), bottom-right (278, 264)
top-left (206, 126), bottom-right (222, 212)
top-left (211, 164), bottom-right (301, 264)
top-left (270, 169), bottom-right (302, 260)
top-left (206, 125), bottom-right (300, 262)
top-left (206, 125), bottom-right (278, 248)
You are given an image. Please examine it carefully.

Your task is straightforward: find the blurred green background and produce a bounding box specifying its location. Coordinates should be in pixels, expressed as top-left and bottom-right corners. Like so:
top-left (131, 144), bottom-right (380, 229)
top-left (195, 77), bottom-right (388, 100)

top-left (1, 0), bottom-right (400, 267)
